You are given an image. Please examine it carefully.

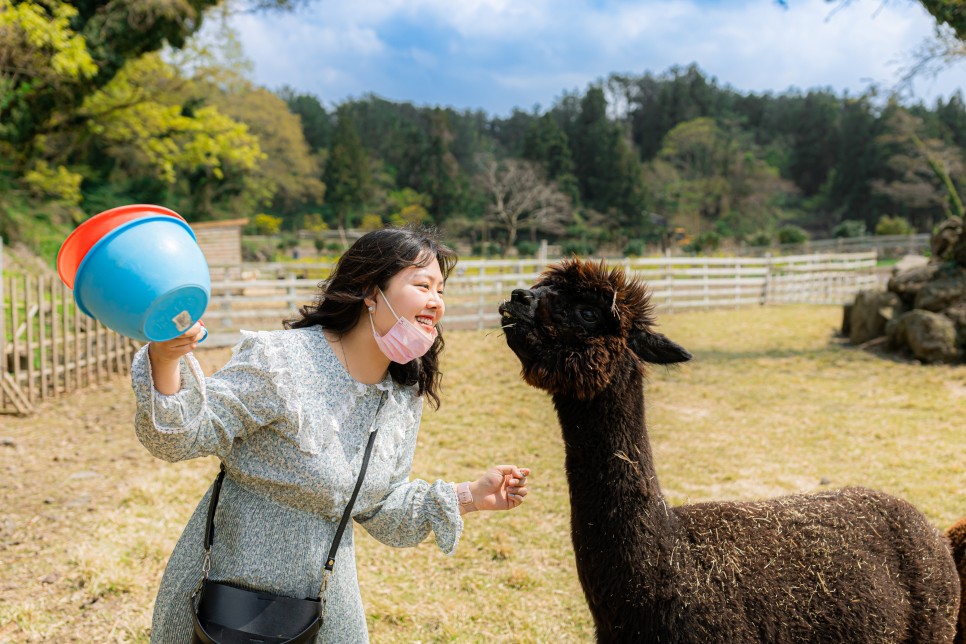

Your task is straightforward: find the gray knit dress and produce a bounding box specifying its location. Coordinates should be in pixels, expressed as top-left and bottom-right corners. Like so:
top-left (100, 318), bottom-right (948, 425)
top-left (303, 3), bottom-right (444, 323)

top-left (130, 326), bottom-right (463, 643)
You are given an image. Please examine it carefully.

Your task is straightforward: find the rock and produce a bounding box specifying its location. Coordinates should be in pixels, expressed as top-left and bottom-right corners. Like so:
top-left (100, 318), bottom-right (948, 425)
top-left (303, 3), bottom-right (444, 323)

top-left (945, 302), bottom-right (966, 338)
top-left (1, 437), bottom-right (15, 448)
top-left (914, 268), bottom-right (966, 311)
top-left (887, 310), bottom-right (960, 363)
top-left (841, 303), bottom-right (852, 337)
top-left (888, 264), bottom-right (940, 306)
top-left (892, 254), bottom-right (929, 274)
top-left (931, 216), bottom-right (962, 262)
top-left (848, 290), bottom-right (901, 345)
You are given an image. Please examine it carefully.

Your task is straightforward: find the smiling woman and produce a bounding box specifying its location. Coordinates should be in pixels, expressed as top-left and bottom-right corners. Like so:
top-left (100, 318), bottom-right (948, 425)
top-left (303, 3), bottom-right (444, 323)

top-left (133, 226), bottom-right (531, 643)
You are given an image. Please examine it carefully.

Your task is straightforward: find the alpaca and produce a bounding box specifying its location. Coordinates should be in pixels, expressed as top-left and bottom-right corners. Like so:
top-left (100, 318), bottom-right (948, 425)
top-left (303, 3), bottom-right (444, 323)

top-left (948, 518), bottom-right (966, 644)
top-left (499, 258), bottom-right (960, 643)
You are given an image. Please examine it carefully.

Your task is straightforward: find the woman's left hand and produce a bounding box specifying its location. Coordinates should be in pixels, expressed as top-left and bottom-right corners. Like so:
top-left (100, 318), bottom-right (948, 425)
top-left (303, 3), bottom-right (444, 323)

top-left (471, 465), bottom-right (530, 511)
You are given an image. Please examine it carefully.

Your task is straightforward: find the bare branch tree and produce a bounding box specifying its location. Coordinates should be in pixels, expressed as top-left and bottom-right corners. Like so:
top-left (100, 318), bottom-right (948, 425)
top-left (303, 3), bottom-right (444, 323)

top-left (475, 154), bottom-right (574, 254)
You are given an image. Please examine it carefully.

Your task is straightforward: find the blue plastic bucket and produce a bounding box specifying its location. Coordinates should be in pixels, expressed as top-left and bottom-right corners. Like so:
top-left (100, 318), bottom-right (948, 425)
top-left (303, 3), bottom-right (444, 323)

top-left (73, 216), bottom-right (210, 342)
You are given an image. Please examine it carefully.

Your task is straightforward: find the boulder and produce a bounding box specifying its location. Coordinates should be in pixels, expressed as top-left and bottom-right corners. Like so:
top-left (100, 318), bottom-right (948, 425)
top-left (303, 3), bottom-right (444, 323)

top-left (892, 255), bottom-right (929, 274)
top-left (848, 290), bottom-right (901, 345)
top-left (944, 303), bottom-right (966, 339)
top-left (914, 267), bottom-right (966, 312)
top-left (887, 310), bottom-right (960, 363)
top-left (931, 216), bottom-right (962, 263)
top-left (888, 264), bottom-right (939, 306)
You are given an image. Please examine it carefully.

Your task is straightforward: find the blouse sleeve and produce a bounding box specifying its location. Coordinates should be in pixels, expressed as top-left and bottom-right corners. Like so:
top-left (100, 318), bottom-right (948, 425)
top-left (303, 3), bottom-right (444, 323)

top-left (354, 401), bottom-right (464, 555)
top-left (130, 332), bottom-right (290, 463)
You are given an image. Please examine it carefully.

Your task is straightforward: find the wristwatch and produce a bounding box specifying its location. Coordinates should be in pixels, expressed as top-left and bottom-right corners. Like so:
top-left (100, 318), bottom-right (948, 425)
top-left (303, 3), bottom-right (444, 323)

top-left (457, 481), bottom-right (476, 511)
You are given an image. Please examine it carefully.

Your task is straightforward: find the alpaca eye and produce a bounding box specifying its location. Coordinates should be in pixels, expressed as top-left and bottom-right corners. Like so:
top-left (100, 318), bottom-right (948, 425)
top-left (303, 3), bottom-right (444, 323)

top-left (577, 307), bottom-right (599, 324)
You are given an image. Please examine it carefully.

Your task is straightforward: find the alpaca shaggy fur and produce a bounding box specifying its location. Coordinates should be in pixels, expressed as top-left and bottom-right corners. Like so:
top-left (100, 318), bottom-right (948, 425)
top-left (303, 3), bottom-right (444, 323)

top-left (499, 258), bottom-right (960, 643)
top-left (948, 517), bottom-right (966, 644)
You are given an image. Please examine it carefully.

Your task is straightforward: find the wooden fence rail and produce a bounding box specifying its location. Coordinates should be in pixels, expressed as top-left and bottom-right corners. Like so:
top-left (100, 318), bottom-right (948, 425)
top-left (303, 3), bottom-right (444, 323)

top-left (1, 273), bottom-right (139, 416)
top-left (1, 252), bottom-right (876, 414)
top-left (202, 252), bottom-right (878, 341)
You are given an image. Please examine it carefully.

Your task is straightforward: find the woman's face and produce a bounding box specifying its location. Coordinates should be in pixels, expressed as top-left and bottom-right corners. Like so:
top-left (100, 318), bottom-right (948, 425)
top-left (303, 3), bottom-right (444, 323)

top-left (369, 257), bottom-right (445, 338)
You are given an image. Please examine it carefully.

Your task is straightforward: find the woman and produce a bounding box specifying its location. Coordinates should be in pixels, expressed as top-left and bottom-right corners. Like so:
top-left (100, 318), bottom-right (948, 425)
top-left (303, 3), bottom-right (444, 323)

top-left (132, 227), bottom-right (530, 642)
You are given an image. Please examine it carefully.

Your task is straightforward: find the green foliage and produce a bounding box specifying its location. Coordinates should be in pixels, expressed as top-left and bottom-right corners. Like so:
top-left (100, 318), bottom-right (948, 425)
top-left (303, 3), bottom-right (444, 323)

top-left (302, 214), bottom-right (328, 232)
top-left (747, 230), bottom-right (773, 247)
top-left (253, 213), bottom-right (282, 235)
top-left (277, 234), bottom-right (298, 250)
top-left (560, 239), bottom-right (597, 256)
top-left (832, 219), bottom-right (867, 238)
top-left (323, 108), bottom-right (371, 229)
top-left (875, 215), bottom-right (916, 235)
top-left (919, 0), bottom-right (966, 40)
top-left (515, 240), bottom-right (539, 257)
top-left (21, 161), bottom-right (83, 205)
top-left (623, 239), bottom-right (646, 256)
top-left (777, 225), bottom-right (809, 245)
top-left (359, 213), bottom-right (383, 230)
top-left (471, 242), bottom-right (502, 257)
top-left (683, 230), bottom-right (722, 254)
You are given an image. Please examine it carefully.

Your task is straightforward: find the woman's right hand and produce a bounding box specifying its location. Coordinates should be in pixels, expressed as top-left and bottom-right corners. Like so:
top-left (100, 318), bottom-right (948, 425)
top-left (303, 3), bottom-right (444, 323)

top-left (147, 322), bottom-right (205, 394)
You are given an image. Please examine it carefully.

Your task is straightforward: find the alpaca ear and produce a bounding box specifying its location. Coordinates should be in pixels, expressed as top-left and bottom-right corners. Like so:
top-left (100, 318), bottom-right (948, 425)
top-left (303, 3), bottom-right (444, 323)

top-left (629, 331), bottom-right (692, 365)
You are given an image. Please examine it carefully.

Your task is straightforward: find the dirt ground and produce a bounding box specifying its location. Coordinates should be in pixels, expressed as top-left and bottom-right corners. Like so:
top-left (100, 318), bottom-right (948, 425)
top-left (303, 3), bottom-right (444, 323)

top-left (0, 347), bottom-right (234, 642)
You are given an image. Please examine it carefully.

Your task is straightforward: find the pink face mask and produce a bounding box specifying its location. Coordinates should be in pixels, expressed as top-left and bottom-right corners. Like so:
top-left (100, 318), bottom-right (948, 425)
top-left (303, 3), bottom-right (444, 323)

top-left (369, 288), bottom-right (438, 364)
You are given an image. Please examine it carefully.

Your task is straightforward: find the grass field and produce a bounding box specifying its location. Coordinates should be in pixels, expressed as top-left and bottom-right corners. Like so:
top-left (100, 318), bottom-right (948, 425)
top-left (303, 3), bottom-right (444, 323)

top-left (1, 304), bottom-right (965, 642)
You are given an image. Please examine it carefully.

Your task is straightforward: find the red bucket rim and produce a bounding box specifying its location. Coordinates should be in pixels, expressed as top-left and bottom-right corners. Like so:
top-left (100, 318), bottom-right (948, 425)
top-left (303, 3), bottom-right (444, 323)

top-left (57, 204), bottom-right (185, 288)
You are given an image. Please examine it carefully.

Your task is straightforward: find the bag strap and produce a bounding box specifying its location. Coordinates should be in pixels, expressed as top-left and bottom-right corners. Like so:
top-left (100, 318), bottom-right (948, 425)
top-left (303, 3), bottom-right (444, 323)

top-left (200, 390), bottom-right (388, 601)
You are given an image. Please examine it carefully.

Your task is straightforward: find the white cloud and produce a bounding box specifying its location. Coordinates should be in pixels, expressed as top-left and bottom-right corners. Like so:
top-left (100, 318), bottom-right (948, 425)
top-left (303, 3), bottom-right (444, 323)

top-left (228, 0), bottom-right (966, 114)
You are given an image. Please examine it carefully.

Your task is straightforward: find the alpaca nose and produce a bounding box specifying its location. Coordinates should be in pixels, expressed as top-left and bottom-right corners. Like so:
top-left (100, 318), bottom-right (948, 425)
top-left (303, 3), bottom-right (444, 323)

top-left (511, 289), bottom-right (534, 305)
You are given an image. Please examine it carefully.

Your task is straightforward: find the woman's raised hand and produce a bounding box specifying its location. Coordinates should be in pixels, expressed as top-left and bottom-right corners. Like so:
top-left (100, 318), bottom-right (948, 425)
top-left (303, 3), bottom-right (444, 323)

top-left (147, 322), bottom-right (206, 395)
top-left (471, 465), bottom-right (530, 511)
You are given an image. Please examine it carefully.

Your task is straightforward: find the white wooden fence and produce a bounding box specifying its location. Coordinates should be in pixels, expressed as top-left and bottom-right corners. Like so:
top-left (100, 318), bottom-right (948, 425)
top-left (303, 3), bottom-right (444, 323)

top-left (201, 252), bottom-right (877, 343)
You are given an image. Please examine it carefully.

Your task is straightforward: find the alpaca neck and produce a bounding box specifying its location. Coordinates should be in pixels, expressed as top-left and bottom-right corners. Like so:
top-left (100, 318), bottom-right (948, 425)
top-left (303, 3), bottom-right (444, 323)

top-left (552, 358), bottom-right (683, 608)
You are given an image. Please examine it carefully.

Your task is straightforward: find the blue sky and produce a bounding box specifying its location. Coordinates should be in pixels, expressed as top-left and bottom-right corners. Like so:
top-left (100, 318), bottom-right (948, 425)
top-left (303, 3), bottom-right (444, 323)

top-left (225, 0), bottom-right (966, 116)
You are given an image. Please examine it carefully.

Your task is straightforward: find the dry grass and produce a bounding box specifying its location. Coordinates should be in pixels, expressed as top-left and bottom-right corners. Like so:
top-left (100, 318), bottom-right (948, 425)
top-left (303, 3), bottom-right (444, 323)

top-left (1, 304), bottom-right (965, 642)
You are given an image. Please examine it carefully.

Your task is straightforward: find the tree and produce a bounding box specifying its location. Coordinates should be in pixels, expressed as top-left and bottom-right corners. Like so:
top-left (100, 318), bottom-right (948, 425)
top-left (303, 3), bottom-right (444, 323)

top-left (644, 117), bottom-right (797, 239)
top-left (323, 108), bottom-right (370, 229)
top-left (0, 0), bottom-right (222, 153)
top-left (76, 53), bottom-right (266, 219)
top-left (870, 106), bottom-right (964, 229)
top-left (570, 87), bottom-right (648, 236)
top-left (212, 84), bottom-right (325, 221)
top-left (278, 87), bottom-right (332, 152)
top-left (476, 154), bottom-right (574, 254)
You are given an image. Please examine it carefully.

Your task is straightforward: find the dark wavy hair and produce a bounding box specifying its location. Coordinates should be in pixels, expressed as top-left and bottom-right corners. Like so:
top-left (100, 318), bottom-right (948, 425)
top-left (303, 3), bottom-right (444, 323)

top-left (285, 226), bottom-right (458, 409)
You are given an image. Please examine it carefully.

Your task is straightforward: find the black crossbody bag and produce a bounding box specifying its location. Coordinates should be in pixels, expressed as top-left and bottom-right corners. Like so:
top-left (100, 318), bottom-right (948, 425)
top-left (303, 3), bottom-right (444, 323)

top-left (190, 393), bottom-right (386, 644)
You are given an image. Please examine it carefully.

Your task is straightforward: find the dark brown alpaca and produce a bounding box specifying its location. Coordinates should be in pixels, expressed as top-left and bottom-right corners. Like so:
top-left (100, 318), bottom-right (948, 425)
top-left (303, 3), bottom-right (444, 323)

top-left (948, 518), bottom-right (966, 644)
top-left (499, 258), bottom-right (960, 644)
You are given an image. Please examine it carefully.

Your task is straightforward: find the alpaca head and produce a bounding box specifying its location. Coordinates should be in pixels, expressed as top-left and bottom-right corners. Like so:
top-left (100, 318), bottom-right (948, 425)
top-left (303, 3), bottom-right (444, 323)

top-left (499, 258), bottom-right (691, 400)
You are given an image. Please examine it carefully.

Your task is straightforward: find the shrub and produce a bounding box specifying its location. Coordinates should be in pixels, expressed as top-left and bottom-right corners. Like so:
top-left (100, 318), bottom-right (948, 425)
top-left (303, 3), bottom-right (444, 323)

top-left (747, 230), bottom-right (773, 247)
top-left (832, 219), bottom-right (867, 238)
top-left (360, 214), bottom-right (383, 231)
top-left (515, 241), bottom-right (539, 257)
top-left (684, 231), bottom-right (721, 254)
top-left (777, 225), bottom-right (809, 245)
top-left (471, 242), bottom-right (502, 257)
top-left (875, 215), bottom-right (915, 236)
top-left (253, 213), bottom-right (283, 235)
top-left (623, 239), bottom-right (646, 256)
top-left (277, 234), bottom-right (298, 250)
top-left (561, 240), bottom-right (597, 257)
top-left (302, 213), bottom-right (329, 232)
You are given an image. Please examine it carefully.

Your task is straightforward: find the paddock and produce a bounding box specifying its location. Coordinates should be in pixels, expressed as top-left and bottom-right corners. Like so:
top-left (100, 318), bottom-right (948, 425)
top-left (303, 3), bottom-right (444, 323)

top-left (1, 304), bottom-right (964, 642)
